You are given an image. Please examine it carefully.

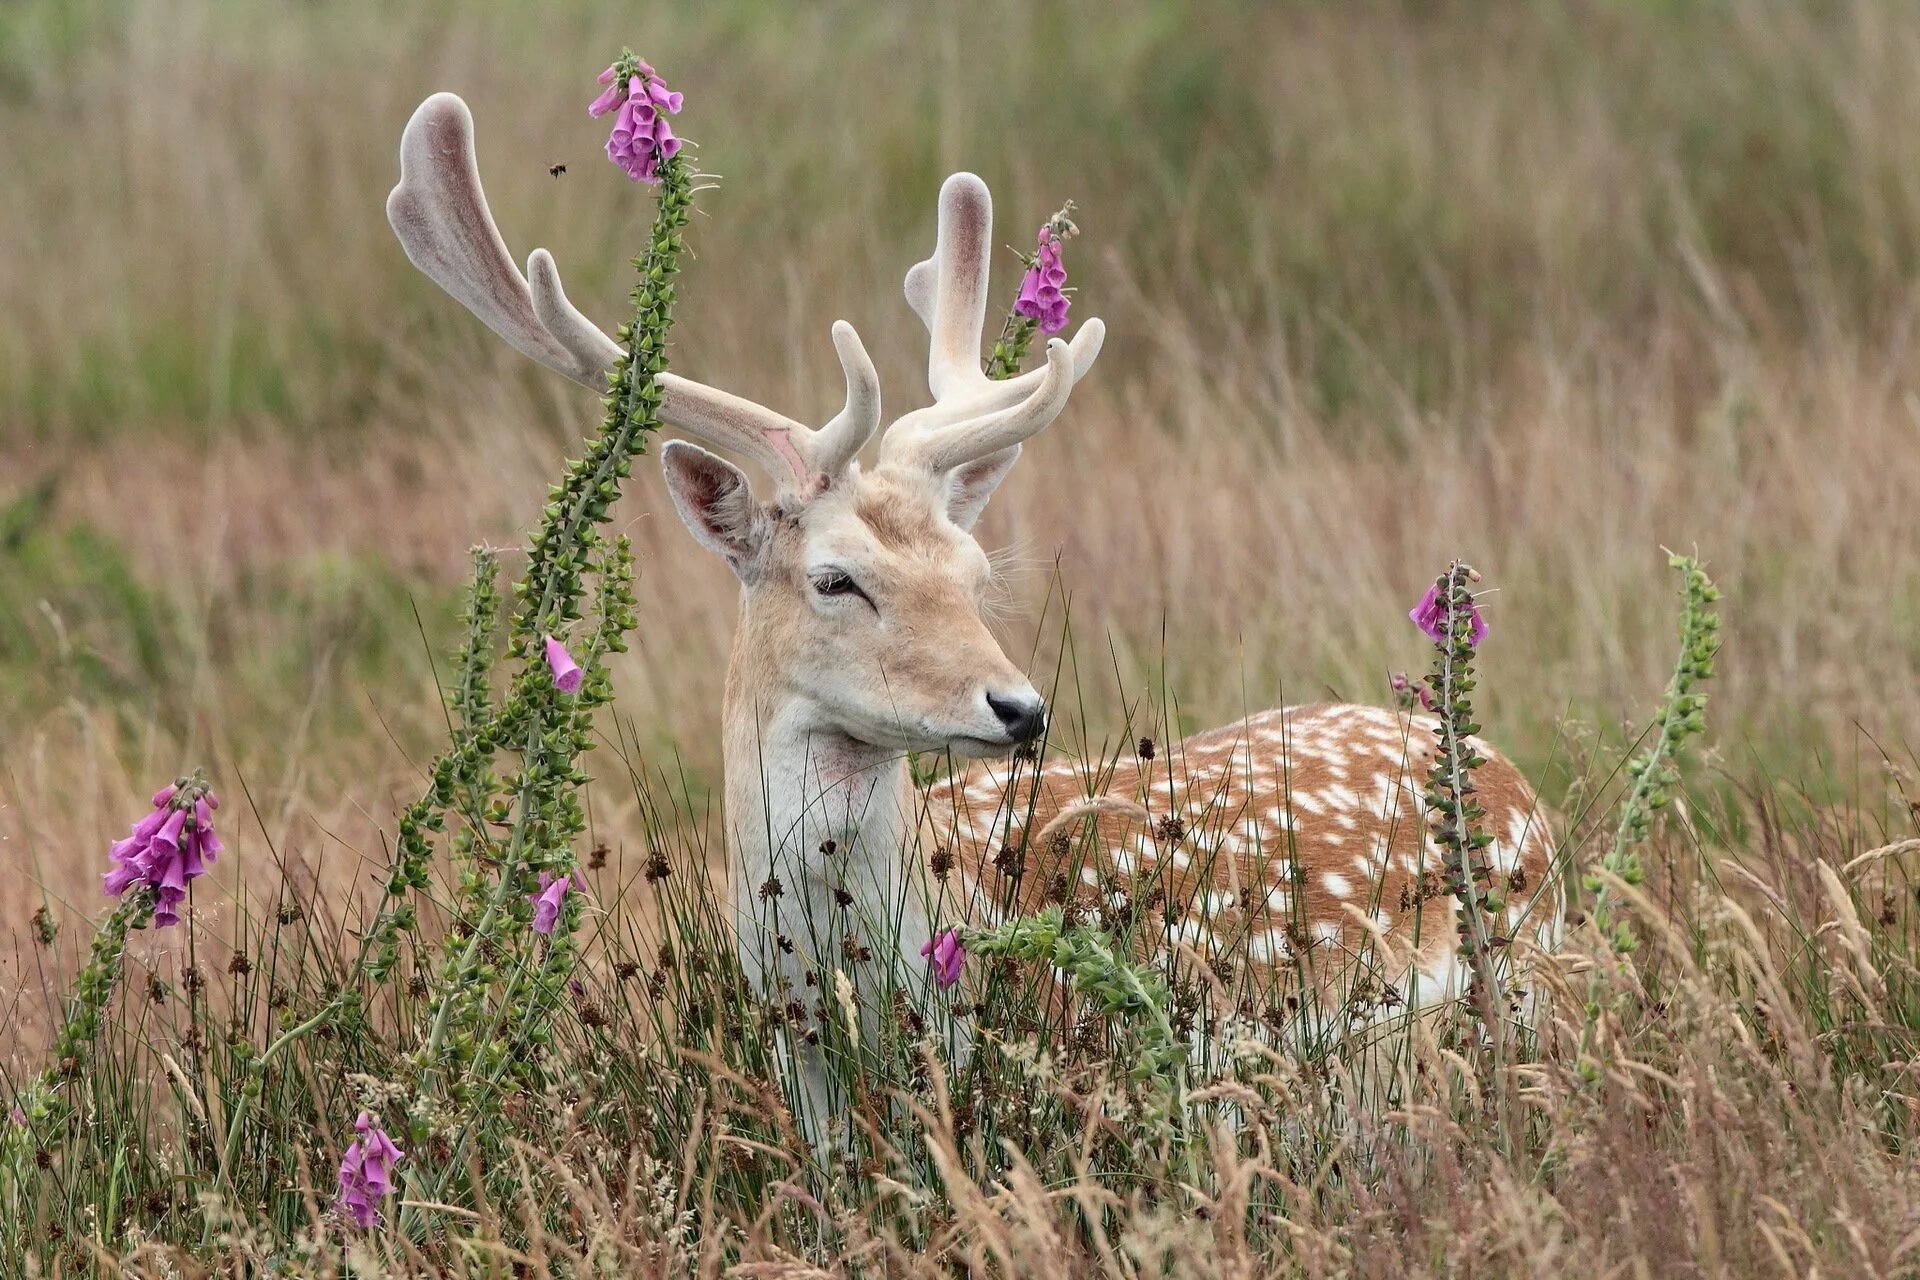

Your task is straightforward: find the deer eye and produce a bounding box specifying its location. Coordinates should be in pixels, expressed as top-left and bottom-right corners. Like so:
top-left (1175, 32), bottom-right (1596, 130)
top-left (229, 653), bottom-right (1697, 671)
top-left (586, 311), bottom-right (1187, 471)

top-left (810, 571), bottom-right (868, 603)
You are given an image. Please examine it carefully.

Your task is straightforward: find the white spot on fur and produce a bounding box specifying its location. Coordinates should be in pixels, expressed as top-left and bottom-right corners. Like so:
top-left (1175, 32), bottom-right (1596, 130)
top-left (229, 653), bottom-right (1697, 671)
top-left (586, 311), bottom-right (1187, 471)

top-left (1170, 916), bottom-right (1208, 948)
top-left (1246, 929), bottom-right (1290, 964)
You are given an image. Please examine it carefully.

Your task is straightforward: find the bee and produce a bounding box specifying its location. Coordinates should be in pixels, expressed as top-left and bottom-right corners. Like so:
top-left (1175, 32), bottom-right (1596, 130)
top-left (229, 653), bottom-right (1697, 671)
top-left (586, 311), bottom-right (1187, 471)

top-left (548, 162), bottom-right (567, 178)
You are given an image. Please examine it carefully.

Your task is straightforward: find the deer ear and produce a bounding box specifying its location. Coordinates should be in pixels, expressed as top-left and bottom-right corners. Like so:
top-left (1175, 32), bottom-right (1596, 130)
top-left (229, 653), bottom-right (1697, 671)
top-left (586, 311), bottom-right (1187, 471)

top-left (943, 445), bottom-right (1021, 531)
top-left (661, 441), bottom-right (770, 579)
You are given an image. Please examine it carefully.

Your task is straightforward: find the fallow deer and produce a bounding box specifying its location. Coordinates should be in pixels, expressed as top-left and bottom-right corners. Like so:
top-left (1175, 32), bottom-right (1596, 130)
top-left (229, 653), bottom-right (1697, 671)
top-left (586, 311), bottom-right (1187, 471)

top-left (388, 93), bottom-right (1560, 1126)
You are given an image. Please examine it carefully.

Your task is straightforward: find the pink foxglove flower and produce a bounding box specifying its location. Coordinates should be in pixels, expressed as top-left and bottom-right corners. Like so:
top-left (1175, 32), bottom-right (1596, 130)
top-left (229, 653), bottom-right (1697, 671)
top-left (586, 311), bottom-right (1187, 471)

top-left (529, 870), bottom-right (579, 935)
top-left (920, 928), bottom-right (965, 990)
top-left (592, 58), bottom-right (683, 185)
top-left (1014, 227), bottom-right (1070, 334)
top-left (1389, 671), bottom-right (1436, 713)
top-left (1410, 581), bottom-right (1487, 648)
top-left (586, 64), bottom-right (624, 117)
top-left (543, 635), bottom-right (584, 693)
top-left (336, 1111), bottom-right (404, 1230)
top-left (102, 780), bottom-right (221, 928)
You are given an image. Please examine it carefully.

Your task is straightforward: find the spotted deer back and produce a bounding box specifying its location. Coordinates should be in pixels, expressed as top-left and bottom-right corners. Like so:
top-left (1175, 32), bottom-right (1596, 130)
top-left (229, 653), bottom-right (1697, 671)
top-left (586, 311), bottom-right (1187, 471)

top-left (920, 704), bottom-right (1559, 994)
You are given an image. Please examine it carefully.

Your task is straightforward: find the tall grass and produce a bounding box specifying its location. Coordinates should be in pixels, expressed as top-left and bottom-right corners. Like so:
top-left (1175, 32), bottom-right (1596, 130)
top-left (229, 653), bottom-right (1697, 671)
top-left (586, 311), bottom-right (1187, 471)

top-left (5, 595), bottom-right (1919, 1274)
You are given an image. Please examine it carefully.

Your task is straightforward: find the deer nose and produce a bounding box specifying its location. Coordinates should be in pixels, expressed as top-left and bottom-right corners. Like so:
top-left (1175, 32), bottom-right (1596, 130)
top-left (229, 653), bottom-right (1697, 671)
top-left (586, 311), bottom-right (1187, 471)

top-left (986, 690), bottom-right (1047, 744)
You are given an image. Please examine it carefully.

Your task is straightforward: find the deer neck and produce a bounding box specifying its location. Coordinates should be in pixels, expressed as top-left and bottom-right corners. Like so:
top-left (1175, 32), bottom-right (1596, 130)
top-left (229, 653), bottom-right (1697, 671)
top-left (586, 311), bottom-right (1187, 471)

top-left (719, 622), bottom-right (933, 987)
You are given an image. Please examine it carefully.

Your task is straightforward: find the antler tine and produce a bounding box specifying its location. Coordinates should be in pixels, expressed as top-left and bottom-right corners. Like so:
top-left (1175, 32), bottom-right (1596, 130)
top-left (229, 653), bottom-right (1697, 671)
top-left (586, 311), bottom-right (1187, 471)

top-left (916, 172), bottom-right (995, 402)
top-left (808, 320), bottom-right (883, 480)
top-left (387, 93), bottom-right (613, 389)
top-left (527, 248), bottom-right (624, 375)
top-left (655, 320), bottom-right (880, 492)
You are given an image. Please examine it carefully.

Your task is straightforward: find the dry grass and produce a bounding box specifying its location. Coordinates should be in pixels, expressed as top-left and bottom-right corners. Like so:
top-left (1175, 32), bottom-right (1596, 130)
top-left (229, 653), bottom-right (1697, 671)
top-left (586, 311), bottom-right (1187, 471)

top-left (3, 1), bottom-right (1920, 1273)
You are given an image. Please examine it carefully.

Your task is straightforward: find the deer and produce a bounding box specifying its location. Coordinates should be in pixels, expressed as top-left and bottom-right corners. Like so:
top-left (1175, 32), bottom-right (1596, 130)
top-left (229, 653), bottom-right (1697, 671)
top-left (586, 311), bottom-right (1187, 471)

top-left (387, 92), bottom-right (1561, 1135)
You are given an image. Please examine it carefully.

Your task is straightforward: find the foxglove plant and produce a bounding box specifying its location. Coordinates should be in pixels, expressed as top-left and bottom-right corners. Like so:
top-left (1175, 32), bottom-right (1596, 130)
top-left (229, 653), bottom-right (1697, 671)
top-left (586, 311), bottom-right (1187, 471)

top-left (416, 64), bottom-right (691, 1076)
top-left (986, 202), bottom-right (1077, 380)
top-left (3, 778), bottom-right (213, 1175)
top-left (207, 57), bottom-right (700, 1183)
top-left (358, 53), bottom-right (700, 1151)
top-left (1412, 563), bottom-right (1508, 1060)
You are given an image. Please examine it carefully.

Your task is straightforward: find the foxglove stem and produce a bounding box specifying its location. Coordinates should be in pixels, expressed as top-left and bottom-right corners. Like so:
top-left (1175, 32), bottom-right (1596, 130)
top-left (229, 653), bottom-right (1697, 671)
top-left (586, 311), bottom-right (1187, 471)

top-left (456, 535), bottom-right (634, 1097)
top-left (1414, 562), bottom-right (1509, 1076)
top-left (3, 888), bottom-right (152, 1174)
top-left (451, 548), bottom-right (502, 745)
top-left (1589, 554), bottom-right (1720, 952)
top-left (361, 140), bottom-right (696, 995)
top-left (985, 313), bottom-right (1039, 382)
top-left (447, 547), bottom-right (504, 915)
top-left (394, 121), bottom-right (696, 1231)
top-left (413, 130), bottom-right (696, 1109)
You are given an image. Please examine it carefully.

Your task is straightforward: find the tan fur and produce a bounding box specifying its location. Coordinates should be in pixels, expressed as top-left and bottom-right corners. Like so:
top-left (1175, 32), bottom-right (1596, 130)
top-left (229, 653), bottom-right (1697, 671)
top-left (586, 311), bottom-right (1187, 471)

top-left (712, 466), bottom-right (1032, 760)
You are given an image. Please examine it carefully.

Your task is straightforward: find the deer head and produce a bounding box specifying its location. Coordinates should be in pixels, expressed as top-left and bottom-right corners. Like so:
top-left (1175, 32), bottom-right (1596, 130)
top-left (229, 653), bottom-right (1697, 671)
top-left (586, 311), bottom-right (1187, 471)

top-left (387, 93), bottom-right (1103, 757)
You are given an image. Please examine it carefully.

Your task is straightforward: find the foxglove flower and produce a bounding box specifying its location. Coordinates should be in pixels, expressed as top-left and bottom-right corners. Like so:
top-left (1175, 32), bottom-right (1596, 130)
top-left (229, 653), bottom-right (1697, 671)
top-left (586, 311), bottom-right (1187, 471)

top-left (102, 780), bottom-right (221, 928)
top-left (1410, 581), bottom-right (1487, 648)
top-left (1013, 227), bottom-right (1070, 334)
top-left (336, 1111), bottom-right (404, 1230)
top-left (592, 58), bottom-right (683, 185)
top-left (1389, 671), bottom-right (1436, 713)
top-left (920, 928), bottom-right (965, 990)
top-left (586, 64), bottom-right (625, 118)
top-left (543, 635), bottom-right (584, 693)
top-left (529, 870), bottom-right (579, 935)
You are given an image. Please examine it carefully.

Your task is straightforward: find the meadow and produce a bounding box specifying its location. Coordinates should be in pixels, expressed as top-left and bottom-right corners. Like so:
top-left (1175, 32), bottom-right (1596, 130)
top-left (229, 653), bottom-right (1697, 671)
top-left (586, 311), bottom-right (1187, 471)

top-left (3, 0), bottom-right (1920, 1274)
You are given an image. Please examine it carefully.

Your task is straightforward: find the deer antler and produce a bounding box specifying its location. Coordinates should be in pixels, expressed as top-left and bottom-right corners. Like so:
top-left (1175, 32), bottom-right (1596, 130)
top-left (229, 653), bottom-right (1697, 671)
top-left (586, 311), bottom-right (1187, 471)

top-left (387, 92), bottom-right (879, 491)
top-left (879, 172), bottom-right (1105, 475)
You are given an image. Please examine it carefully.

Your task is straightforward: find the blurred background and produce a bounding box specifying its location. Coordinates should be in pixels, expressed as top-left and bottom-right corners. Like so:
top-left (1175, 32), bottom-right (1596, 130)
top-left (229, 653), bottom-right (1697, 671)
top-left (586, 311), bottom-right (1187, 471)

top-left (3, 1), bottom-right (1918, 976)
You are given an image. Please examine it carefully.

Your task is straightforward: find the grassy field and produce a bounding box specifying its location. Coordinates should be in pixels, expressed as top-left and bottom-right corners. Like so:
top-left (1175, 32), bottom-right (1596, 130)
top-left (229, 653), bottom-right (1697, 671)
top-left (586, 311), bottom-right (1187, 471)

top-left (4, 0), bottom-right (1920, 1274)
